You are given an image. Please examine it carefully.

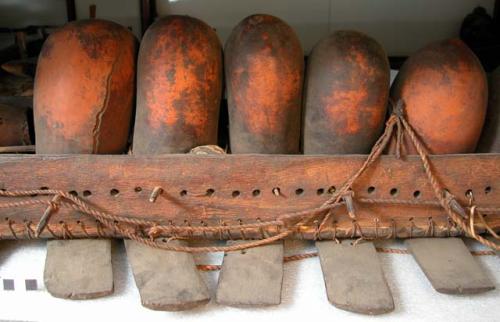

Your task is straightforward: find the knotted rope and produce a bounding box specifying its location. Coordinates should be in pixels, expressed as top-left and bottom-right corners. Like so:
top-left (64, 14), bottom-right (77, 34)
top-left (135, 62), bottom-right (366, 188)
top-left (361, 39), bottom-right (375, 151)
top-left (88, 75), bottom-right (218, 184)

top-left (0, 100), bottom-right (498, 251)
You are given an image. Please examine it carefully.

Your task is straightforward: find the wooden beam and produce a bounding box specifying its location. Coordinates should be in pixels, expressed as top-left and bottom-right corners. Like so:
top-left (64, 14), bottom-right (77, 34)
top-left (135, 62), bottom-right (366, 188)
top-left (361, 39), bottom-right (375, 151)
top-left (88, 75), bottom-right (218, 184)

top-left (66, 0), bottom-right (76, 22)
top-left (140, 0), bottom-right (156, 35)
top-left (0, 154), bottom-right (498, 240)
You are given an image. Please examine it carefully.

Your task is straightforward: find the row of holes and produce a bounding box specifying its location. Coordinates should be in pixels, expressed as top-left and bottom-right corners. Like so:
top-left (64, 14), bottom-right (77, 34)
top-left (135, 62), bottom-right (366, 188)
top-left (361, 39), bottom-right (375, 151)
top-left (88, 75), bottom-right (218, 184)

top-left (32, 186), bottom-right (493, 199)
top-left (4, 214), bottom-right (490, 225)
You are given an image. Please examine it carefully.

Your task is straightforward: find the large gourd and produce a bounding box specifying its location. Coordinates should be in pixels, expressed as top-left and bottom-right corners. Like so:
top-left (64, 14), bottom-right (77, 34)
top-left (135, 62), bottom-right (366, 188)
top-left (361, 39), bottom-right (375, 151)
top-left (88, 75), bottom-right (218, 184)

top-left (303, 30), bottom-right (390, 154)
top-left (34, 19), bottom-right (136, 154)
top-left (225, 14), bottom-right (304, 154)
top-left (0, 104), bottom-right (31, 146)
top-left (390, 39), bottom-right (487, 154)
top-left (133, 15), bottom-right (222, 154)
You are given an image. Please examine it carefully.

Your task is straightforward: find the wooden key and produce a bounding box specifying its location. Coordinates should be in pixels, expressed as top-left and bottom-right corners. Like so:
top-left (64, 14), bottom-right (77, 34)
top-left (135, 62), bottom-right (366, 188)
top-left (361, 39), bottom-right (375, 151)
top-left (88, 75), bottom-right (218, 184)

top-left (125, 239), bottom-right (210, 311)
top-left (44, 239), bottom-right (113, 299)
top-left (216, 241), bottom-right (284, 306)
top-left (316, 240), bottom-right (394, 315)
top-left (406, 238), bottom-right (495, 294)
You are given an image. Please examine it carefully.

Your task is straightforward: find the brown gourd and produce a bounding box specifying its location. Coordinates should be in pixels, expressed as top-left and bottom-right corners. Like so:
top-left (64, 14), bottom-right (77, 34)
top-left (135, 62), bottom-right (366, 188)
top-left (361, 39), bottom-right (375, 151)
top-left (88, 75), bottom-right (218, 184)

top-left (133, 15), bottom-right (222, 154)
top-left (0, 104), bottom-right (31, 147)
top-left (303, 30), bottom-right (390, 154)
top-left (225, 14), bottom-right (304, 154)
top-left (390, 38), bottom-right (487, 154)
top-left (34, 19), bottom-right (137, 154)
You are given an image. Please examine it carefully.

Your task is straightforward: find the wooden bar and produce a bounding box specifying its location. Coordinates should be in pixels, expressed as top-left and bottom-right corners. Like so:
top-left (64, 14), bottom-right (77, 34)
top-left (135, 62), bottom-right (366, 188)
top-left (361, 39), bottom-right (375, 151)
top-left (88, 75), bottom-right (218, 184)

top-left (406, 238), bottom-right (495, 294)
top-left (44, 239), bottom-right (113, 299)
top-left (216, 241), bottom-right (284, 306)
top-left (0, 154), bottom-right (498, 240)
top-left (125, 240), bottom-right (210, 310)
top-left (316, 240), bottom-right (394, 314)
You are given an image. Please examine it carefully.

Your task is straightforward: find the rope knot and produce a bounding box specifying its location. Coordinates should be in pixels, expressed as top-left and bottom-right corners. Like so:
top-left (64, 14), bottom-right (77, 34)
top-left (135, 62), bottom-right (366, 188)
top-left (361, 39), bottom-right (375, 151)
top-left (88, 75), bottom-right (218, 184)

top-left (392, 99), bottom-right (406, 118)
top-left (148, 224), bottom-right (162, 241)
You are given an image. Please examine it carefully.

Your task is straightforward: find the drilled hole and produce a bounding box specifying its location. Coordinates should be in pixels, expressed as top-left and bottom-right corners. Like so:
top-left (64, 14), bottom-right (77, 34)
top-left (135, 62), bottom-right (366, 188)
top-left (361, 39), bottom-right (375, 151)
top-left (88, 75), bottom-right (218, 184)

top-left (272, 187), bottom-right (281, 196)
top-left (134, 187), bottom-right (142, 192)
top-left (110, 189), bottom-right (119, 196)
top-left (465, 189), bottom-right (473, 198)
top-left (40, 186), bottom-right (49, 190)
top-left (180, 190), bottom-right (187, 197)
top-left (367, 186), bottom-right (375, 194)
top-left (413, 190), bottom-right (421, 198)
top-left (69, 190), bottom-right (78, 197)
top-left (232, 190), bottom-right (240, 198)
top-left (206, 188), bottom-right (215, 196)
top-left (317, 188), bottom-right (324, 195)
top-left (485, 186), bottom-right (492, 194)
top-left (295, 188), bottom-right (304, 195)
top-left (252, 189), bottom-right (261, 197)
top-left (83, 190), bottom-right (92, 197)
top-left (390, 188), bottom-right (398, 196)
top-left (327, 186), bottom-right (336, 194)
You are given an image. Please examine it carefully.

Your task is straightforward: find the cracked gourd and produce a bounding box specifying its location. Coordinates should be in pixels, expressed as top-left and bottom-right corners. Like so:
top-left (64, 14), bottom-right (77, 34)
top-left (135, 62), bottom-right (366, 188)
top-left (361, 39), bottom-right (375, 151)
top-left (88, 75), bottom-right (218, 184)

top-left (34, 19), bottom-right (137, 154)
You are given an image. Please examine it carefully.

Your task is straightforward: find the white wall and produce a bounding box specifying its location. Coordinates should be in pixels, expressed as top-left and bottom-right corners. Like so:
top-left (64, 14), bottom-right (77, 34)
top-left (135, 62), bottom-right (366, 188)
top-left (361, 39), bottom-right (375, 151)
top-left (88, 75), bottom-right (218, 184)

top-left (0, 0), bottom-right (67, 27)
top-left (329, 0), bottom-right (494, 55)
top-left (157, 0), bottom-right (494, 55)
top-left (75, 0), bottom-right (142, 38)
top-left (157, 0), bottom-right (330, 55)
top-left (0, 0), bottom-right (496, 56)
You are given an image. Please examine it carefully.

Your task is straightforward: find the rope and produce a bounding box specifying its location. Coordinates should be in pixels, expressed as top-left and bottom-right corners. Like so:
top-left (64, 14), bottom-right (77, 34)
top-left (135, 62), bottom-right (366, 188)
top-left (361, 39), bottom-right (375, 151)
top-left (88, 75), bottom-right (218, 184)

top-left (395, 101), bottom-right (499, 251)
top-left (194, 247), bottom-right (497, 271)
top-left (0, 100), bottom-right (498, 251)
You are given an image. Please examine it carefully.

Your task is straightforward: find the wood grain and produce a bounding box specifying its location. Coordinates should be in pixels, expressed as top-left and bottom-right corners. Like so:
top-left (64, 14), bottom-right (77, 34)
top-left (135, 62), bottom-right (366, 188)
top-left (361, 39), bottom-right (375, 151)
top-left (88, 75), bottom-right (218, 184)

top-left (0, 153), bottom-right (499, 240)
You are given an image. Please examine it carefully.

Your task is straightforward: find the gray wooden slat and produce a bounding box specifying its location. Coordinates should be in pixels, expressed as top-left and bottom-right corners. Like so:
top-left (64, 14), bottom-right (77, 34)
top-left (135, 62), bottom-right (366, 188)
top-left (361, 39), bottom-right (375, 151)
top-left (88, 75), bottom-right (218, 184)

top-left (216, 241), bottom-right (284, 307)
top-left (124, 239), bottom-right (210, 311)
top-left (44, 239), bottom-right (113, 299)
top-left (406, 238), bottom-right (495, 294)
top-left (316, 240), bottom-right (394, 315)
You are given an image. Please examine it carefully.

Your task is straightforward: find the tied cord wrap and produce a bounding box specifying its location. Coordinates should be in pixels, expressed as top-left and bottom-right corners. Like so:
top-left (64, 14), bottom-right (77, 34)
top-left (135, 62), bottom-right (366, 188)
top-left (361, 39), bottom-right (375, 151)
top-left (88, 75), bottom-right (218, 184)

top-left (0, 100), bottom-right (498, 252)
